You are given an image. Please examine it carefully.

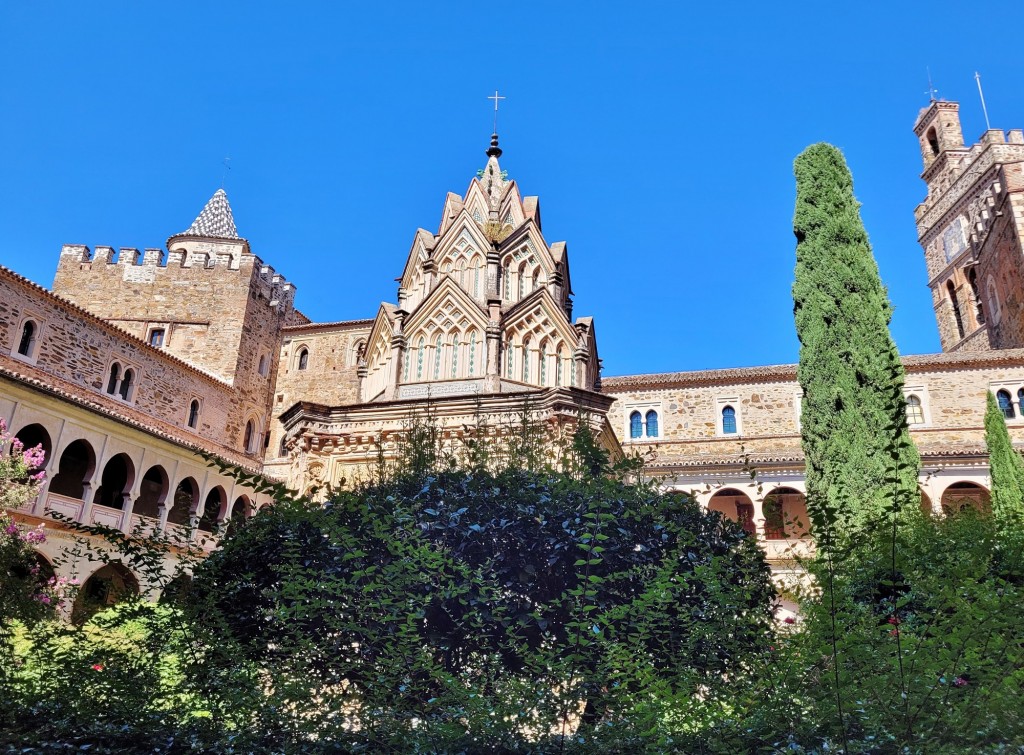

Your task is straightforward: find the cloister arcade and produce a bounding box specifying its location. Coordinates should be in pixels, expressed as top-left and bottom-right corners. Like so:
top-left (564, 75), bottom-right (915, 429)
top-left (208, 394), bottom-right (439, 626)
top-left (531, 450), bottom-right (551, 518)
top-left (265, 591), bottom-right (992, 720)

top-left (5, 398), bottom-right (269, 603)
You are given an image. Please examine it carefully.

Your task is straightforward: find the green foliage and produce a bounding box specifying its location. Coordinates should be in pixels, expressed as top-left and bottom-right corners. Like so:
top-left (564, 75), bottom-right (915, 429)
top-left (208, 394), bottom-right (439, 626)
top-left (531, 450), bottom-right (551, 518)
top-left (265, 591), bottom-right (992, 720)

top-left (984, 390), bottom-right (1024, 532)
top-left (792, 143), bottom-right (921, 547)
top-left (185, 422), bottom-right (776, 750)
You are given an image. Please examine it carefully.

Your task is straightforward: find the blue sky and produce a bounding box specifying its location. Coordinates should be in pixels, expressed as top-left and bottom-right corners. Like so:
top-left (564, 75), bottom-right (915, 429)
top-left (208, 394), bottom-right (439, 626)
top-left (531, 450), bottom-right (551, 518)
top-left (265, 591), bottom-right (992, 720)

top-left (2, 2), bottom-right (1022, 377)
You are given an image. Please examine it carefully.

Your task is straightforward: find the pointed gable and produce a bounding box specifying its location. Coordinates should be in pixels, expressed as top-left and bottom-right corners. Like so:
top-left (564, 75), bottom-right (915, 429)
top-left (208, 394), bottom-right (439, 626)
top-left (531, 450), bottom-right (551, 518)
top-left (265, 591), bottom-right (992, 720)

top-left (438, 192), bottom-right (465, 236)
top-left (403, 276), bottom-right (488, 340)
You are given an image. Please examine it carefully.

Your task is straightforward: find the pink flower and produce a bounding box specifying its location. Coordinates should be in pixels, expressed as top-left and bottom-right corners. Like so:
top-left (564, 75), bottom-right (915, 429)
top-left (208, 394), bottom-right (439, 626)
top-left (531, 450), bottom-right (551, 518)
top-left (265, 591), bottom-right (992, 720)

top-left (91, 663), bottom-right (104, 672)
top-left (889, 629), bottom-right (900, 637)
top-left (35, 594), bottom-right (51, 605)
top-left (954, 676), bottom-right (968, 687)
top-left (887, 616), bottom-right (900, 625)
top-left (783, 617), bottom-right (796, 625)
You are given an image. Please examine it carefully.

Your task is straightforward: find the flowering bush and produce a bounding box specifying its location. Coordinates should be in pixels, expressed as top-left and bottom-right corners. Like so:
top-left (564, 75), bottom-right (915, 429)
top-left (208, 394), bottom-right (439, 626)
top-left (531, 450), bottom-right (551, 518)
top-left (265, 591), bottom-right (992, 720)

top-left (0, 418), bottom-right (65, 626)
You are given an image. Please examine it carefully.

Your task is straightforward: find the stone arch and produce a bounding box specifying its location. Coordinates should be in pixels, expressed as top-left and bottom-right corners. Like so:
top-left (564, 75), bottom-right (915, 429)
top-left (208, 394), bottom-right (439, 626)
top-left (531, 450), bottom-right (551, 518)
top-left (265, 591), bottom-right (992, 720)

top-left (167, 477), bottom-right (199, 526)
top-left (71, 562), bottom-right (140, 624)
top-left (197, 486), bottom-right (226, 532)
top-left (226, 495), bottom-right (252, 537)
top-left (94, 453), bottom-right (135, 510)
top-left (762, 486), bottom-right (809, 539)
top-left (920, 488), bottom-right (934, 516)
top-left (135, 464), bottom-right (169, 519)
top-left (708, 488), bottom-right (756, 536)
top-left (940, 481), bottom-right (990, 516)
top-left (48, 439), bottom-right (96, 500)
top-left (12, 423), bottom-right (51, 473)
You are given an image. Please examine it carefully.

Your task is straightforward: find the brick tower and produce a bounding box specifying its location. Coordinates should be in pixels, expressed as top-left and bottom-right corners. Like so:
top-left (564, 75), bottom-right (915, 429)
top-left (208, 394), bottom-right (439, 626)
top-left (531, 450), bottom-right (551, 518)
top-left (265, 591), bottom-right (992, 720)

top-left (914, 100), bottom-right (1024, 351)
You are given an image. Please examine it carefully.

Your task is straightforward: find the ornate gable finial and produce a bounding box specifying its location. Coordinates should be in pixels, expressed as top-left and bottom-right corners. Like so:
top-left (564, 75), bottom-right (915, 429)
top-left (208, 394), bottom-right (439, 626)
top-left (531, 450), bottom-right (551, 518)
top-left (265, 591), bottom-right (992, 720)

top-left (486, 132), bottom-right (503, 158)
top-left (180, 188), bottom-right (240, 240)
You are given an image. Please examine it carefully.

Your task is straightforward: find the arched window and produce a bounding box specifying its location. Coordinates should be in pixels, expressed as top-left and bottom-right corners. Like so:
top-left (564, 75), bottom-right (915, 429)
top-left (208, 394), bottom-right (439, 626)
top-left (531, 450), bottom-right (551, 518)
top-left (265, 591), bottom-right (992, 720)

top-left (997, 390), bottom-right (1015, 420)
top-left (258, 355), bottom-right (268, 376)
top-left (967, 268), bottom-right (985, 325)
top-left (539, 342), bottom-right (548, 386)
top-left (630, 411), bottom-right (642, 439)
top-left (244, 421), bottom-right (255, 453)
top-left (518, 264), bottom-right (526, 299)
top-left (297, 348), bottom-right (309, 370)
top-left (947, 281), bottom-right (965, 340)
top-left (905, 395), bottom-right (925, 425)
top-left (473, 262), bottom-right (481, 297)
top-left (503, 263), bottom-right (511, 300)
top-left (433, 334), bottom-right (442, 380)
top-left (468, 331), bottom-right (477, 377)
top-left (645, 410), bottom-right (659, 438)
top-left (522, 337), bottom-right (531, 383)
top-left (722, 405), bottom-right (737, 434)
top-left (450, 333), bottom-right (459, 378)
top-left (17, 321), bottom-right (37, 357)
top-left (927, 127), bottom-right (940, 156)
top-left (556, 347), bottom-right (564, 386)
top-left (118, 369), bottom-right (134, 400)
top-left (507, 342), bottom-right (514, 377)
top-left (416, 337), bottom-right (425, 380)
top-left (532, 266), bottom-right (542, 292)
top-left (279, 436), bottom-right (288, 457)
top-left (1018, 388), bottom-right (1024, 415)
top-left (106, 363), bottom-right (121, 395)
top-left (456, 260), bottom-right (465, 287)
top-left (188, 399), bottom-right (200, 429)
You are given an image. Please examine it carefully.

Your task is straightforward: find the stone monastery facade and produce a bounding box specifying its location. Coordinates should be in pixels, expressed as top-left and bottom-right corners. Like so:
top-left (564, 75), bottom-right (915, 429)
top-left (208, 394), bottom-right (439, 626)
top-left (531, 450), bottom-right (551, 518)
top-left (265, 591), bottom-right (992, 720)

top-left (4, 100), bottom-right (1024, 607)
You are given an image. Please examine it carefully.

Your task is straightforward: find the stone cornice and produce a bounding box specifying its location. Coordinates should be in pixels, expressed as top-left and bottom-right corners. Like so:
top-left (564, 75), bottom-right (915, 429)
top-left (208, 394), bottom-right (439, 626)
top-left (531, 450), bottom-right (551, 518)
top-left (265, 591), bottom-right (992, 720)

top-left (282, 318), bottom-right (375, 334)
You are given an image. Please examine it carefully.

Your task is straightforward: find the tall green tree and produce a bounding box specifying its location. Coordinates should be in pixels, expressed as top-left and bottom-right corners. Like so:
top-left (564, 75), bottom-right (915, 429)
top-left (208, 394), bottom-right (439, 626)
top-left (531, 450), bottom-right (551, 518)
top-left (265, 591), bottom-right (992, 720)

top-left (792, 143), bottom-right (920, 546)
top-left (984, 390), bottom-right (1024, 529)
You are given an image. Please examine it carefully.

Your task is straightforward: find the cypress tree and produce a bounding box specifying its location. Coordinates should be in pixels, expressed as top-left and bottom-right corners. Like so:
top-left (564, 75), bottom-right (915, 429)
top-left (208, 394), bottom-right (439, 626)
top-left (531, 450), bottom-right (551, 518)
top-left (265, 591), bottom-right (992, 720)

top-left (792, 143), bottom-right (920, 546)
top-left (984, 390), bottom-right (1024, 528)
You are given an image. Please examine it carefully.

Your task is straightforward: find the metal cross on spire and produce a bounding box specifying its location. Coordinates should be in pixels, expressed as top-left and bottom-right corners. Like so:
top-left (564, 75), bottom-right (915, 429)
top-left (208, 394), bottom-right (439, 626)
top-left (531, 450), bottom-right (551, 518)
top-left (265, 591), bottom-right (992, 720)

top-left (221, 157), bottom-right (232, 189)
top-left (488, 90), bottom-right (506, 133)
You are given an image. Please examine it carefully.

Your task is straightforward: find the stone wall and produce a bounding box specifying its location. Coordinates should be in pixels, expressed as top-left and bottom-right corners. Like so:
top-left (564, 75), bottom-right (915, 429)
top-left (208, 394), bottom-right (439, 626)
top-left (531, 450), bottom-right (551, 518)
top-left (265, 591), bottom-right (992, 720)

top-left (0, 266), bottom-right (257, 464)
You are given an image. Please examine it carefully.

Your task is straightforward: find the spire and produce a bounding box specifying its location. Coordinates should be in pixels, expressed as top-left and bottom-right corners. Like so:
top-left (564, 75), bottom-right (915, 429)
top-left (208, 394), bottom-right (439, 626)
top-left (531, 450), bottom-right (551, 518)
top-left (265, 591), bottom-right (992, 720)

top-left (179, 188), bottom-right (239, 239)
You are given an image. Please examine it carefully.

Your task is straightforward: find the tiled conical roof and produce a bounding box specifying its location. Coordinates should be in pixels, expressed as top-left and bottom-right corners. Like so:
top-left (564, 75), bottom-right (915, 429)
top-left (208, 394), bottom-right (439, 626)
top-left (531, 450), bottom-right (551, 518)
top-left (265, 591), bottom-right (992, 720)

top-left (180, 189), bottom-right (239, 239)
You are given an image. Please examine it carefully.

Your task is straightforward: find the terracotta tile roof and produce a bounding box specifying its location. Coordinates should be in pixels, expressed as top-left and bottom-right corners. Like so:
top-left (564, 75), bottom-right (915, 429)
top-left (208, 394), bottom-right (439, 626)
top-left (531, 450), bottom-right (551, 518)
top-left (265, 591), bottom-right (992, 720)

top-left (282, 318), bottom-right (375, 333)
top-left (602, 349), bottom-right (1024, 391)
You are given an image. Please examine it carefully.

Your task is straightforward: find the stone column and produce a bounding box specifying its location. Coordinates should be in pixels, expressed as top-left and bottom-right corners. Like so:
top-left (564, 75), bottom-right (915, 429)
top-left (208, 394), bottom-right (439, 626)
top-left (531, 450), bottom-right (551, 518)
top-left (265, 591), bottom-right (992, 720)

top-left (388, 310), bottom-right (407, 401)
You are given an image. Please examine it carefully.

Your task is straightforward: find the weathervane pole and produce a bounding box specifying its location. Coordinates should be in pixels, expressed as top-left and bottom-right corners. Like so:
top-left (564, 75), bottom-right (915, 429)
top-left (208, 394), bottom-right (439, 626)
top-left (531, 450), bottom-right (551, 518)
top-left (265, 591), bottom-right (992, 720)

top-left (925, 67), bottom-right (938, 102)
top-left (975, 72), bottom-right (992, 130)
top-left (221, 157), bottom-right (231, 189)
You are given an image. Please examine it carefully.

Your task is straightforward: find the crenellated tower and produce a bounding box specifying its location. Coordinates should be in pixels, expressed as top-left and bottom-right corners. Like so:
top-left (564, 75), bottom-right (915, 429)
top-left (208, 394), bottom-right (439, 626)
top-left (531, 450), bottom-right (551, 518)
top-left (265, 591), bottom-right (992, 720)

top-left (914, 100), bottom-right (1024, 351)
top-left (52, 189), bottom-right (301, 453)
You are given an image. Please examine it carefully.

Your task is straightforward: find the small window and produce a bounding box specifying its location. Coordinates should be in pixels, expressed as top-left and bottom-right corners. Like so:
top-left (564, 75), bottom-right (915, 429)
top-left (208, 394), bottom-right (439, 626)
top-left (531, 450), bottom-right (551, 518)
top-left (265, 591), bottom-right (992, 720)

top-left (107, 363), bottom-right (121, 395)
top-left (629, 411), bottom-right (642, 439)
top-left (722, 406), bottom-right (737, 434)
top-left (906, 395), bottom-right (925, 425)
top-left (997, 390), bottom-right (1015, 420)
top-left (244, 421), bottom-right (255, 453)
top-left (187, 399), bottom-right (200, 429)
top-left (645, 410), bottom-right (659, 438)
top-left (278, 436), bottom-right (288, 457)
top-left (297, 348), bottom-right (309, 370)
top-left (17, 321), bottom-right (37, 357)
top-left (926, 126), bottom-right (940, 157)
top-left (118, 369), bottom-right (134, 400)
top-left (258, 355), bottom-right (268, 376)
top-left (148, 328), bottom-right (165, 347)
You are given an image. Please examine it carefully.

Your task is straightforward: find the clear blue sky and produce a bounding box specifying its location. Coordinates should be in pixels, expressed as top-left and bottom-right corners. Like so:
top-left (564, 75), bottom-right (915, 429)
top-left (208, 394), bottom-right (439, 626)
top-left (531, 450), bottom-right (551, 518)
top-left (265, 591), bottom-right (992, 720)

top-left (2, 2), bottom-right (1021, 377)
